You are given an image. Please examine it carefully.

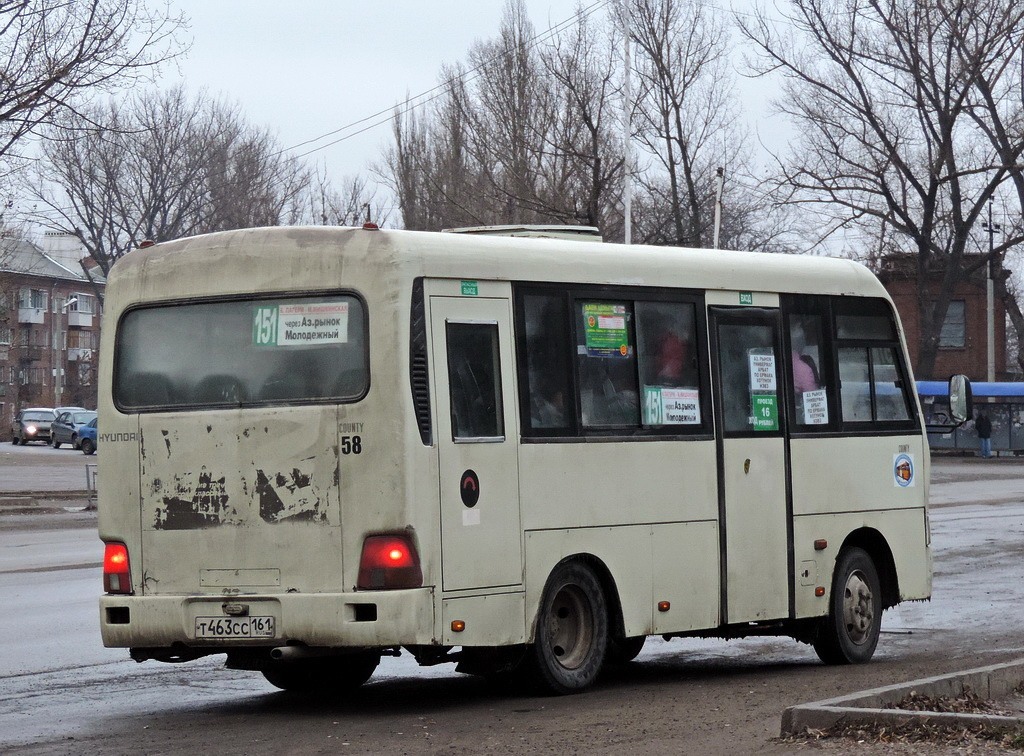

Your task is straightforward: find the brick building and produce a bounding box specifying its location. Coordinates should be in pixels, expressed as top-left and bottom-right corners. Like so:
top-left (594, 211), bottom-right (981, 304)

top-left (0, 233), bottom-right (104, 439)
top-left (876, 253), bottom-right (1007, 381)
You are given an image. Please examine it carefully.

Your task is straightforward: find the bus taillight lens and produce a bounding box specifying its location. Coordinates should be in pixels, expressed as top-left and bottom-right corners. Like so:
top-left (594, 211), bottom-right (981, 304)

top-left (103, 542), bottom-right (132, 594)
top-left (357, 534), bottom-right (423, 590)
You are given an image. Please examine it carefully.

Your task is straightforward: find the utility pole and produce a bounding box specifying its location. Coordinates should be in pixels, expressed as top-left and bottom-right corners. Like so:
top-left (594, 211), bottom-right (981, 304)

top-left (983, 199), bottom-right (999, 384)
top-left (621, 2), bottom-right (632, 245)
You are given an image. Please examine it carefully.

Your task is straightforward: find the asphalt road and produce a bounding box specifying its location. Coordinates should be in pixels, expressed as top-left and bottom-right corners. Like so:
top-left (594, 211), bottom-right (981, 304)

top-left (1, 449), bottom-right (1023, 754)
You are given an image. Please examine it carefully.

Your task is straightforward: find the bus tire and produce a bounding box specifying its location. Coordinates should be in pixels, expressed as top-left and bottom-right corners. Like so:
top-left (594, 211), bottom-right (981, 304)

top-left (605, 635), bottom-right (646, 665)
top-left (529, 561), bottom-right (608, 694)
top-left (814, 547), bottom-right (882, 665)
top-left (261, 652), bottom-right (380, 693)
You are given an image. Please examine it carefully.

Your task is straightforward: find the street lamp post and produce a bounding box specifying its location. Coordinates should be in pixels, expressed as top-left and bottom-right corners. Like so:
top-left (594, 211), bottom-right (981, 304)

top-left (53, 295), bottom-right (77, 406)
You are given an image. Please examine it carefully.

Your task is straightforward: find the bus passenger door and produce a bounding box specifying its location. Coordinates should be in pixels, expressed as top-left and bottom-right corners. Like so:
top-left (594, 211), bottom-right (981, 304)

top-left (430, 295), bottom-right (523, 592)
top-left (710, 307), bottom-right (791, 624)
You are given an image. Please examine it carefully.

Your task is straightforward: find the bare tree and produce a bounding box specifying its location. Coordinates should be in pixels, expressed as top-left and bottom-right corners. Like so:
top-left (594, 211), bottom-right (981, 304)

top-left (300, 166), bottom-right (386, 227)
top-left (27, 87), bottom-right (311, 279)
top-left (627, 0), bottom-right (748, 247)
top-left (538, 4), bottom-right (624, 233)
top-left (0, 0), bottom-right (185, 179)
top-left (381, 0), bottom-right (784, 249)
top-left (739, 0), bottom-right (1024, 378)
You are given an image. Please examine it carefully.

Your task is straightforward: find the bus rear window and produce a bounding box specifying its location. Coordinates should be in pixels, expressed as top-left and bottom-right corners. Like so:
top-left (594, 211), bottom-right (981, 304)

top-left (115, 294), bottom-right (367, 410)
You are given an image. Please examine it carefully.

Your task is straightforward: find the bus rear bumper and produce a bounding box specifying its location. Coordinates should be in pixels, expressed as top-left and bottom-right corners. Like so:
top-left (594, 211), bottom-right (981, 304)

top-left (99, 587), bottom-right (437, 652)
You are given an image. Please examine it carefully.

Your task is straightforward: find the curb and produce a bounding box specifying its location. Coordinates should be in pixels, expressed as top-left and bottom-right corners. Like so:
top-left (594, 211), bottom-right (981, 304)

top-left (0, 492), bottom-right (95, 514)
top-left (781, 659), bottom-right (1024, 735)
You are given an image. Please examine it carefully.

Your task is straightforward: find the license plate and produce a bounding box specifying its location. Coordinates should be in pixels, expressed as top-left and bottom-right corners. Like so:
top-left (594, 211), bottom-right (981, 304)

top-left (194, 616), bottom-right (276, 639)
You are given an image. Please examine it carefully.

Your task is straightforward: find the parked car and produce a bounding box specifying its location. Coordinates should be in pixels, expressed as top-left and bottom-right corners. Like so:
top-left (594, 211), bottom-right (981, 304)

top-left (12, 408), bottom-right (56, 445)
top-left (53, 405), bottom-right (87, 417)
top-left (78, 416), bottom-right (98, 455)
top-left (51, 410), bottom-right (97, 449)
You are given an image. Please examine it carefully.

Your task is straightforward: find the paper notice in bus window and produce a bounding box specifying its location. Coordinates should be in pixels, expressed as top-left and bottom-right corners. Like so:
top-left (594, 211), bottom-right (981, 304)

top-left (802, 389), bottom-right (828, 425)
top-left (748, 351), bottom-right (777, 391)
top-left (582, 303), bottom-right (631, 358)
top-left (253, 302), bottom-right (349, 347)
top-left (643, 386), bottom-right (700, 425)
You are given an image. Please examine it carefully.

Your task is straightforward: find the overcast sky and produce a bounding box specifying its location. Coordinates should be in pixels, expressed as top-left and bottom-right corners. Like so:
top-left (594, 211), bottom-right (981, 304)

top-left (169, 1), bottom-right (591, 180)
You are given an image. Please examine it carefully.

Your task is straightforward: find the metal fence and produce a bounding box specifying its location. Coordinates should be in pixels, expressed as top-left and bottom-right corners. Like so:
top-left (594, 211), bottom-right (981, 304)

top-left (85, 463), bottom-right (98, 510)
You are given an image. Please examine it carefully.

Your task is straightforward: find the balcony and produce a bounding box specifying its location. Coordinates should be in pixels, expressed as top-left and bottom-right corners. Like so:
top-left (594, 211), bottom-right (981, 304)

top-left (17, 307), bottom-right (45, 324)
top-left (68, 311), bottom-right (93, 327)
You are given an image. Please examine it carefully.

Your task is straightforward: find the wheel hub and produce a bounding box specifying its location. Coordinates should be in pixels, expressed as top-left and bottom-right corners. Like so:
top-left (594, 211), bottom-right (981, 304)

top-left (546, 585), bottom-right (594, 669)
top-left (842, 570), bottom-right (875, 645)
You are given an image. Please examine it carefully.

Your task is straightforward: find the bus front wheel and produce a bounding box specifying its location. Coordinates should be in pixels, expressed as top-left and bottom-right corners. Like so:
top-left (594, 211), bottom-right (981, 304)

top-left (814, 547), bottom-right (882, 665)
top-left (529, 562), bottom-right (608, 694)
top-left (261, 652), bottom-right (380, 693)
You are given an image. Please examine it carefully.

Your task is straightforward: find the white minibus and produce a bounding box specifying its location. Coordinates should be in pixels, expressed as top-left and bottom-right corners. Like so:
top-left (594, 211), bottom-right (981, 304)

top-left (98, 225), bottom-right (947, 694)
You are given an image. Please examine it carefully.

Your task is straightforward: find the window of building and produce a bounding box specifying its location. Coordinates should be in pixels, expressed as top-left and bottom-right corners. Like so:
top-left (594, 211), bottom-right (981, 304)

top-left (68, 294), bottom-right (95, 314)
top-left (938, 300), bottom-right (966, 348)
top-left (20, 326), bottom-right (49, 348)
top-left (0, 326), bottom-right (11, 345)
top-left (18, 288), bottom-right (47, 310)
top-left (20, 366), bottom-right (47, 386)
top-left (67, 330), bottom-right (97, 350)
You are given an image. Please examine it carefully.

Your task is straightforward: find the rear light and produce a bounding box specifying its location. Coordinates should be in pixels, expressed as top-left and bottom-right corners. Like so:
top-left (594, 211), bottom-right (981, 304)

top-left (357, 533), bottom-right (422, 590)
top-left (103, 542), bottom-right (132, 594)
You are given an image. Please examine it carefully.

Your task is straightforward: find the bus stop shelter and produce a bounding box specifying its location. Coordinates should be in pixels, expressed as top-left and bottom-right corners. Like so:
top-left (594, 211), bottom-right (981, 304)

top-left (918, 381), bottom-right (1024, 455)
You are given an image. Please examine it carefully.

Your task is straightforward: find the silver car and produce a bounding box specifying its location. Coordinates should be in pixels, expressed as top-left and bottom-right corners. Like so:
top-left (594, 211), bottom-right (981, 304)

top-left (12, 408), bottom-right (56, 445)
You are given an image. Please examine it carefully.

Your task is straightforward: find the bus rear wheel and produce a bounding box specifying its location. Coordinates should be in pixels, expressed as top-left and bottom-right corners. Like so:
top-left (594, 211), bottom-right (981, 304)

top-left (261, 652), bottom-right (380, 693)
top-left (529, 562), bottom-right (608, 694)
top-left (814, 547), bottom-right (882, 665)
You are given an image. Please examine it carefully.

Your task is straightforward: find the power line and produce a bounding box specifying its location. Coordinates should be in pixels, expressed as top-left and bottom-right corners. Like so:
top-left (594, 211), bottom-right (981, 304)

top-left (281, 0), bottom-right (614, 161)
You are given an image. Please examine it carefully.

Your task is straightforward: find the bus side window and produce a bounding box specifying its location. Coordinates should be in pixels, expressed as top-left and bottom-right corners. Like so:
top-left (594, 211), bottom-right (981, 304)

top-left (446, 322), bottom-right (504, 440)
top-left (575, 301), bottom-right (639, 428)
top-left (636, 301), bottom-right (701, 427)
top-left (521, 293), bottom-right (571, 433)
top-left (838, 347), bottom-right (873, 422)
top-left (787, 313), bottom-right (829, 427)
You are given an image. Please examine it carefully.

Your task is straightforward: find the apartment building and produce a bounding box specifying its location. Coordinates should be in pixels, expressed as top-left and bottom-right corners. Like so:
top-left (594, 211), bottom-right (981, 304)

top-left (1, 233), bottom-right (104, 439)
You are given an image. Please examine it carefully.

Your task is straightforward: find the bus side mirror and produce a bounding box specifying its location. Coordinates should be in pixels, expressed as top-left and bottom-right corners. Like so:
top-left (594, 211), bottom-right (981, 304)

top-left (948, 374), bottom-right (972, 424)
